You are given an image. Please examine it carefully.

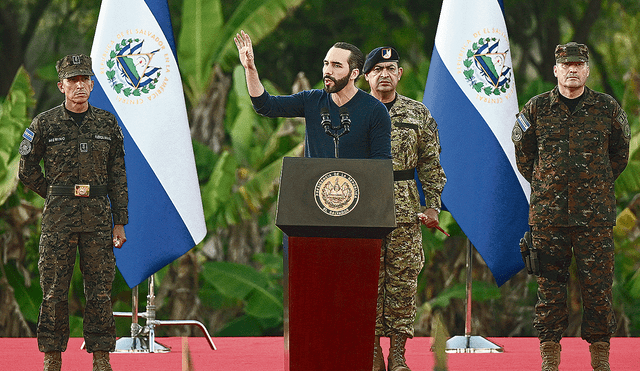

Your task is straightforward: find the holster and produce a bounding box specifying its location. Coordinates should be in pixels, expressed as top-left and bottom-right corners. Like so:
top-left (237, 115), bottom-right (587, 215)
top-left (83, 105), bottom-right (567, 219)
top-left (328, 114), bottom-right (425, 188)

top-left (519, 230), bottom-right (540, 275)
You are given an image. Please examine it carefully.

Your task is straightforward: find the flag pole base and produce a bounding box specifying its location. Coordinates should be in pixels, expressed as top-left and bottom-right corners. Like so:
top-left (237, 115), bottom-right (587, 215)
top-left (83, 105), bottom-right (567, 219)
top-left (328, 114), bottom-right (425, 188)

top-left (443, 240), bottom-right (503, 354)
top-left (113, 274), bottom-right (217, 352)
top-left (445, 335), bottom-right (504, 353)
top-left (111, 313), bottom-right (217, 352)
top-left (113, 335), bottom-right (171, 353)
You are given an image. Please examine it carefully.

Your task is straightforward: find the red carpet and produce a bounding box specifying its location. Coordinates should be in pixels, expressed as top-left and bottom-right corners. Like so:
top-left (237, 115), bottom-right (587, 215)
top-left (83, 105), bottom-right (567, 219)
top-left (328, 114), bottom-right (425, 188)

top-left (1, 336), bottom-right (639, 370)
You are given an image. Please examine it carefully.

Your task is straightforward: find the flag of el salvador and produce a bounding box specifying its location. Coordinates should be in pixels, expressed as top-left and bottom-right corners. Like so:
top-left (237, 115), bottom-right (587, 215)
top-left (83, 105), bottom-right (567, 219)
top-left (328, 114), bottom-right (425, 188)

top-left (423, 0), bottom-right (530, 286)
top-left (90, 0), bottom-right (206, 288)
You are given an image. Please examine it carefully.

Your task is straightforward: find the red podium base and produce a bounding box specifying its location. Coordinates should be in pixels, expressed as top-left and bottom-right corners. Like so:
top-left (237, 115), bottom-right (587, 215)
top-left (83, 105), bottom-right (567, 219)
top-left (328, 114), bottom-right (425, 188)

top-left (284, 236), bottom-right (381, 371)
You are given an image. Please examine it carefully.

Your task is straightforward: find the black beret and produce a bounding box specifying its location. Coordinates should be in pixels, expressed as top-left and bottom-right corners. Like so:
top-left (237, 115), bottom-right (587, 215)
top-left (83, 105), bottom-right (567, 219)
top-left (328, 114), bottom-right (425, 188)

top-left (363, 47), bottom-right (399, 74)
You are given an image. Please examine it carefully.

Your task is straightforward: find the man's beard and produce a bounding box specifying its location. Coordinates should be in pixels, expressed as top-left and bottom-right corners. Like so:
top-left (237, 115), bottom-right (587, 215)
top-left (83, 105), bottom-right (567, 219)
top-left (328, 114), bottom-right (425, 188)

top-left (323, 73), bottom-right (350, 93)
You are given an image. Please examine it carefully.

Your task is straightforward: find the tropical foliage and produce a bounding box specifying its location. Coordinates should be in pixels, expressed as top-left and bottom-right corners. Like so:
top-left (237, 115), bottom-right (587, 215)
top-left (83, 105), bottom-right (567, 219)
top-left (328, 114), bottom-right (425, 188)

top-left (1, 0), bottom-right (639, 340)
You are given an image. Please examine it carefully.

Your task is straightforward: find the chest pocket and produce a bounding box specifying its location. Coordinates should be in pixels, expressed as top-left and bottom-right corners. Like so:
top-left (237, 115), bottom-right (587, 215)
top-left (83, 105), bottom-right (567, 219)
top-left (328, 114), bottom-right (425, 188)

top-left (536, 118), bottom-right (564, 154)
top-left (582, 118), bottom-right (609, 154)
top-left (44, 137), bottom-right (73, 167)
top-left (91, 134), bottom-right (112, 165)
top-left (392, 122), bottom-right (419, 153)
top-left (582, 131), bottom-right (602, 154)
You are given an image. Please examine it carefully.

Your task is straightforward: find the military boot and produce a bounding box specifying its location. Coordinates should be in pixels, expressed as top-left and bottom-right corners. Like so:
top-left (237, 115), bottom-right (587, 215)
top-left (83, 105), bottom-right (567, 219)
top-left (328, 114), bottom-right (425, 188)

top-left (92, 351), bottom-right (113, 371)
top-left (388, 334), bottom-right (410, 371)
top-left (373, 336), bottom-right (386, 371)
top-left (540, 341), bottom-right (561, 371)
top-left (589, 342), bottom-right (611, 371)
top-left (43, 351), bottom-right (62, 371)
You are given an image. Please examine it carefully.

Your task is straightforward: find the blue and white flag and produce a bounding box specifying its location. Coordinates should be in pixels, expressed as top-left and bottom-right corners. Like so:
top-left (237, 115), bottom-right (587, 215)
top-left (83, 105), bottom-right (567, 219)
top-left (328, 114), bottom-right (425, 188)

top-left (90, 0), bottom-right (206, 288)
top-left (423, 0), bottom-right (530, 286)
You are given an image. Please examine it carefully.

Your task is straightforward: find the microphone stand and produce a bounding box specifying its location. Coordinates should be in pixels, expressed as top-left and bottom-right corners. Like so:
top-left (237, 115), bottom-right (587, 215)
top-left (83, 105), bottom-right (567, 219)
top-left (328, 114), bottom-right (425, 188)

top-left (321, 108), bottom-right (351, 158)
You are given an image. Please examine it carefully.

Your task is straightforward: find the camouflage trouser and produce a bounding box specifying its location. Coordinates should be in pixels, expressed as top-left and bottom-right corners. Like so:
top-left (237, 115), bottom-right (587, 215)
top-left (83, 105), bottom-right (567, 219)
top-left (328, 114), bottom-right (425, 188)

top-left (532, 226), bottom-right (616, 343)
top-left (37, 229), bottom-right (116, 353)
top-left (376, 222), bottom-right (425, 338)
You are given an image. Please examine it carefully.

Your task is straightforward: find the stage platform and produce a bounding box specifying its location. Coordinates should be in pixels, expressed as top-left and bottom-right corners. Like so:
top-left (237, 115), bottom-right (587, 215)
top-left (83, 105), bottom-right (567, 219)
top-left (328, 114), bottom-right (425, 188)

top-left (1, 336), bottom-right (638, 370)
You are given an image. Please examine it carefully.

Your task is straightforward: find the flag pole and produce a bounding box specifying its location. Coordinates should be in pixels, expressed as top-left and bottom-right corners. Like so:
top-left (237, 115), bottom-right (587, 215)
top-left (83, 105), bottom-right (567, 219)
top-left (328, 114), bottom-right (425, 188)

top-left (110, 275), bottom-right (217, 352)
top-left (444, 239), bottom-right (503, 353)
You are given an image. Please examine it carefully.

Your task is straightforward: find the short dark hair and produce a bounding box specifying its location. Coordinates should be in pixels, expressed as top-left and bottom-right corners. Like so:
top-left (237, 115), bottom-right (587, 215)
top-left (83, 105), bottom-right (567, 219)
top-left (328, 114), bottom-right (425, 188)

top-left (332, 42), bottom-right (364, 80)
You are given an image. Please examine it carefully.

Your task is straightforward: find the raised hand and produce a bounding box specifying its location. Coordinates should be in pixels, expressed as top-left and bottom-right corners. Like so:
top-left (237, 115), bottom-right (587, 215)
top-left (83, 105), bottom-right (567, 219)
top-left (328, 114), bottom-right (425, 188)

top-left (234, 30), bottom-right (256, 70)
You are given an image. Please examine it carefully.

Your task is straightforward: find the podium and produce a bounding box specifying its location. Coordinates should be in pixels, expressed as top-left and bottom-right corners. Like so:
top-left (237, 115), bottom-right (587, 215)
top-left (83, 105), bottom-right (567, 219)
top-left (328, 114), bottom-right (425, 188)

top-left (276, 157), bottom-right (396, 371)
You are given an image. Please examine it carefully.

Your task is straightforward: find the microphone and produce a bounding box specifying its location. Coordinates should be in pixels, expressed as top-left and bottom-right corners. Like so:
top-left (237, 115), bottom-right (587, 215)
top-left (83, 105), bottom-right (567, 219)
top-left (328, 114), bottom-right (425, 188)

top-left (320, 107), bottom-right (332, 134)
top-left (339, 107), bottom-right (351, 134)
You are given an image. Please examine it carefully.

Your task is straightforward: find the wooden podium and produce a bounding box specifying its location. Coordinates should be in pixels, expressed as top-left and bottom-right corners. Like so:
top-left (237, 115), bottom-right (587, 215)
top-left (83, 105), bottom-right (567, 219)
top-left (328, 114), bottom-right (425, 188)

top-left (276, 157), bottom-right (396, 371)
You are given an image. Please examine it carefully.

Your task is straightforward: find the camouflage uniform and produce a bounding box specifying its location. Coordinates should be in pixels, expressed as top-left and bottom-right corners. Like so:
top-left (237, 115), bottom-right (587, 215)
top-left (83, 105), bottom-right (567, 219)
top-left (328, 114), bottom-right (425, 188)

top-left (512, 84), bottom-right (630, 343)
top-left (377, 94), bottom-right (446, 337)
top-left (18, 103), bottom-right (128, 353)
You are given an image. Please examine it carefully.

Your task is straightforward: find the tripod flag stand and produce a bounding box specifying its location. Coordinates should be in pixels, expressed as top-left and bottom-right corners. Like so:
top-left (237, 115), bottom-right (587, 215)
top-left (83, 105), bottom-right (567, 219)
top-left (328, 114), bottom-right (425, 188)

top-left (112, 274), bottom-right (216, 353)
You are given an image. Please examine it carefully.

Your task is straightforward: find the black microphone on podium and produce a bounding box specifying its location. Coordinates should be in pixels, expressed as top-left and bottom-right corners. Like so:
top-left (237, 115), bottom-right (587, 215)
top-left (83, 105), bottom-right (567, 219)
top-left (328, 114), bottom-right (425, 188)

top-left (321, 107), bottom-right (332, 135)
top-left (339, 107), bottom-right (351, 135)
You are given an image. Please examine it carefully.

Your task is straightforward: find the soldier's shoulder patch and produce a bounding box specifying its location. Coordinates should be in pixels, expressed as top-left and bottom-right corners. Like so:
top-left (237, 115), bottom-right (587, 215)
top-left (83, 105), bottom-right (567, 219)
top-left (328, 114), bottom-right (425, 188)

top-left (19, 128), bottom-right (35, 155)
top-left (617, 111), bottom-right (630, 139)
top-left (515, 113), bottom-right (531, 132)
top-left (512, 125), bottom-right (524, 143)
top-left (428, 119), bottom-right (437, 133)
top-left (117, 126), bottom-right (126, 155)
top-left (22, 128), bottom-right (35, 142)
top-left (19, 139), bottom-right (32, 155)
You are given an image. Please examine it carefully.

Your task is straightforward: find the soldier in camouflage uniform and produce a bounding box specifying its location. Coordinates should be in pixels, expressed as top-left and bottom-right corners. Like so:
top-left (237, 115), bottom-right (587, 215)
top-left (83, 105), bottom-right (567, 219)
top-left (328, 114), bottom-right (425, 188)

top-left (512, 43), bottom-right (630, 371)
top-left (364, 47), bottom-right (446, 371)
top-left (18, 54), bottom-right (128, 371)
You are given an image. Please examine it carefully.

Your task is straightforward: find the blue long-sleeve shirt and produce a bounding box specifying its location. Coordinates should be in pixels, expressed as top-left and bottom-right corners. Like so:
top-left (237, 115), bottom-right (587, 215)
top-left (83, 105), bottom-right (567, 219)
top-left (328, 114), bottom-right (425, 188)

top-left (251, 89), bottom-right (391, 159)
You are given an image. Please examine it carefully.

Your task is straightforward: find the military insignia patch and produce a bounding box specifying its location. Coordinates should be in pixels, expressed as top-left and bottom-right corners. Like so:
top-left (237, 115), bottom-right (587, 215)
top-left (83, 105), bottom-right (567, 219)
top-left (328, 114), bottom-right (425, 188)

top-left (512, 125), bottom-right (523, 142)
top-left (19, 139), bottom-right (32, 155)
top-left (428, 120), bottom-right (437, 133)
top-left (516, 113), bottom-right (531, 132)
top-left (19, 128), bottom-right (35, 155)
top-left (314, 171), bottom-right (359, 216)
top-left (23, 128), bottom-right (35, 141)
top-left (117, 126), bottom-right (126, 155)
top-left (617, 111), bottom-right (630, 139)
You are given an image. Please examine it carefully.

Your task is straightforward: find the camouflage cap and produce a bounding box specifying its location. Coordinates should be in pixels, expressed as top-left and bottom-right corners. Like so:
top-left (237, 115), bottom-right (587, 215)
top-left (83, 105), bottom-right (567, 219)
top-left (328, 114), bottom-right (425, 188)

top-left (363, 47), bottom-right (399, 74)
top-left (555, 42), bottom-right (589, 63)
top-left (56, 54), bottom-right (94, 80)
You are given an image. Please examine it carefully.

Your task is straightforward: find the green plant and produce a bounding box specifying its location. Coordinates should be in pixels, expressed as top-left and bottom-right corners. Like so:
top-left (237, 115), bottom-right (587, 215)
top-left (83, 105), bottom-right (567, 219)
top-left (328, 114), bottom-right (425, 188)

top-left (199, 256), bottom-right (284, 336)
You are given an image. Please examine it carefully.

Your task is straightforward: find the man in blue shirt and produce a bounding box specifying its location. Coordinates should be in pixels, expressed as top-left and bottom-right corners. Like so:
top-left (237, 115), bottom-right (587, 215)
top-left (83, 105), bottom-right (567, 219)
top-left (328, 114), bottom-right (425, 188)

top-left (234, 30), bottom-right (391, 159)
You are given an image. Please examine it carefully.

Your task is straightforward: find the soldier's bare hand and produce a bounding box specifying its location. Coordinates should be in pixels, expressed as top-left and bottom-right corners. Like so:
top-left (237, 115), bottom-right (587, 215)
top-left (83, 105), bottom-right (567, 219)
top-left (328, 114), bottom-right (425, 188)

top-left (234, 30), bottom-right (256, 70)
top-left (113, 224), bottom-right (126, 248)
top-left (418, 210), bottom-right (439, 229)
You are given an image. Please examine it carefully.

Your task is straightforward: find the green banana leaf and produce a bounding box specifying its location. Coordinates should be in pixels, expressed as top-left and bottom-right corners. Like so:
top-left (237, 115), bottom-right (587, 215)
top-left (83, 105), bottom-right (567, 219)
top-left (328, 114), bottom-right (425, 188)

top-left (201, 261), bottom-right (283, 319)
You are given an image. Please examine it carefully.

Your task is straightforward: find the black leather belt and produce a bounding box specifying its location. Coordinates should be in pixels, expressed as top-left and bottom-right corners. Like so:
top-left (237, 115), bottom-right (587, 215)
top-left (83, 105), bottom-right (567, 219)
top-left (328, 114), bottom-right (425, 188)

top-left (48, 184), bottom-right (108, 197)
top-left (393, 169), bottom-right (415, 181)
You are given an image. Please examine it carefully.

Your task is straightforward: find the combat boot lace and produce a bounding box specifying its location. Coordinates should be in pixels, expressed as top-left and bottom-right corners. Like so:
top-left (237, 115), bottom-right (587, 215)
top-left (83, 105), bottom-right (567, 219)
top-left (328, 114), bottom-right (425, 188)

top-left (540, 341), bottom-right (561, 371)
top-left (43, 351), bottom-right (61, 371)
top-left (589, 341), bottom-right (611, 371)
top-left (388, 334), bottom-right (411, 371)
top-left (373, 336), bottom-right (386, 371)
top-left (92, 351), bottom-right (113, 371)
